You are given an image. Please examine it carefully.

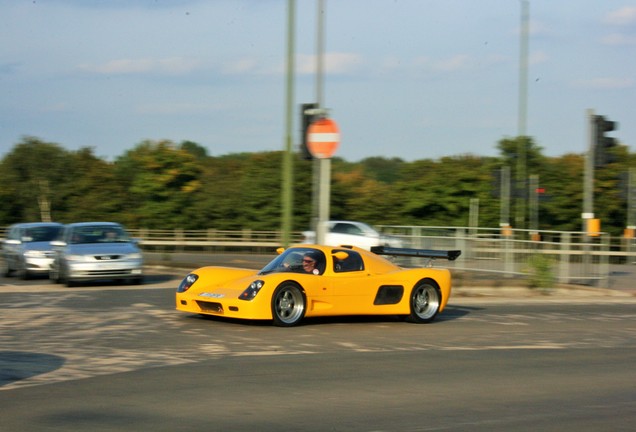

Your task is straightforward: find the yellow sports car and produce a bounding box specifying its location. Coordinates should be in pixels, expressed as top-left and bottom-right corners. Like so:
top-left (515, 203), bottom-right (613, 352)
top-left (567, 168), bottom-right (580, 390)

top-left (176, 245), bottom-right (460, 327)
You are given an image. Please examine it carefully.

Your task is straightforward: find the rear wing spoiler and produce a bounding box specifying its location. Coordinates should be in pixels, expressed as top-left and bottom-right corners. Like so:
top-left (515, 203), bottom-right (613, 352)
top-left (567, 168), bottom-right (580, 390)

top-left (371, 246), bottom-right (461, 261)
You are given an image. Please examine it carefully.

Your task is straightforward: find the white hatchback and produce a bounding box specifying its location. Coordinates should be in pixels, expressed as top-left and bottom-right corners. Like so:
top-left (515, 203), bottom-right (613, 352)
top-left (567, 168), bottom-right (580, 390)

top-left (303, 220), bottom-right (404, 250)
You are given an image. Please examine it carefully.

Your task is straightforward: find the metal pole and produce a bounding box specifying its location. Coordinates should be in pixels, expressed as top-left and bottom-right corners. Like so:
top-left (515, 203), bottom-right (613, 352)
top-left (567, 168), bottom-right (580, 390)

top-left (582, 108), bottom-right (595, 279)
top-left (500, 166), bottom-right (511, 228)
top-left (281, 0), bottom-right (295, 247)
top-left (529, 174), bottom-right (538, 238)
top-left (627, 167), bottom-right (636, 260)
top-left (628, 167), bottom-right (636, 229)
top-left (469, 198), bottom-right (479, 236)
top-left (515, 0), bottom-right (529, 230)
top-left (518, 0), bottom-right (529, 138)
top-left (315, 0), bottom-right (330, 245)
top-left (316, 0), bottom-right (324, 107)
top-left (582, 109), bottom-right (595, 234)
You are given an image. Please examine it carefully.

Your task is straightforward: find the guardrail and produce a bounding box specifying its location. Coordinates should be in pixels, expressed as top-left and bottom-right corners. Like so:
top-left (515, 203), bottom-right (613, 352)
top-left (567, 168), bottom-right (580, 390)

top-left (379, 225), bottom-right (636, 288)
top-left (128, 228), bottom-right (305, 250)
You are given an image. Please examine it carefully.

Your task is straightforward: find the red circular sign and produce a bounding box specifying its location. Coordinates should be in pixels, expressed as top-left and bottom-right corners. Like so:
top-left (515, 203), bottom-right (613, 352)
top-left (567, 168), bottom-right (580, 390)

top-left (306, 118), bottom-right (340, 159)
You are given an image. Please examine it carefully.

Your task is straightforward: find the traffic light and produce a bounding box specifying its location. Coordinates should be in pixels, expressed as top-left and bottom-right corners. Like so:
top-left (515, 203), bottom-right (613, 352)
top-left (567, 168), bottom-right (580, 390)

top-left (593, 115), bottom-right (618, 167)
top-left (300, 103), bottom-right (318, 160)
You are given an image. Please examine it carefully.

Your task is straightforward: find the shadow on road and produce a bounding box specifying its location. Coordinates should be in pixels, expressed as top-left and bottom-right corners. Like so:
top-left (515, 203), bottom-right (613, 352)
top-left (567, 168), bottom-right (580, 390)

top-left (0, 351), bottom-right (66, 388)
top-left (178, 304), bottom-right (480, 328)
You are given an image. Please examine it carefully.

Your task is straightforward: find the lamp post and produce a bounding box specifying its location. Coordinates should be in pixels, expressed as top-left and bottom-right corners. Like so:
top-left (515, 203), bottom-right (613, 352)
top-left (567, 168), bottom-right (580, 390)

top-left (281, 0), bottom-right (295, 247)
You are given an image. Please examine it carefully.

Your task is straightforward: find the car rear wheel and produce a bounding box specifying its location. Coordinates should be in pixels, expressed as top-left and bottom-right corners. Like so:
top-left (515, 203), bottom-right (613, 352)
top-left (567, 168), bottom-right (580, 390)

top-left (407, 281), bottom-right (441, 323)
top-left (271, 283), bottom-right (306, 327)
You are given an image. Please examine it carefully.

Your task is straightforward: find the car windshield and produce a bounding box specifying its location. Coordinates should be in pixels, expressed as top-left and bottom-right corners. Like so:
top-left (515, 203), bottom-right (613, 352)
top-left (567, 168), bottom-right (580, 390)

top-left (69, 226), bottom-right (130, 244)
top-left (23, 226), bottom-right (62, 242)
top-left (259, 247), bottom-right (326, 276)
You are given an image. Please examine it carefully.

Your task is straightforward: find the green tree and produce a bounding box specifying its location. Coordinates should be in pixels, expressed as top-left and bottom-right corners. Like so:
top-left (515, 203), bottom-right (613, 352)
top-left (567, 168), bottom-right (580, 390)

top-left (61, 148), bottom-right (128, 223)
top-left (394, 155), bottom-right (498, 227)
top-left (331, 169), bottom-right (403, 224)
top-left (539, 153), bottom-right (584, 232)
top-left (114, 140), bottom-right (202, 228)
top-left (0, 137), bottom-right (72, 223)
top-left (358, 156), bottom-right (405, 184)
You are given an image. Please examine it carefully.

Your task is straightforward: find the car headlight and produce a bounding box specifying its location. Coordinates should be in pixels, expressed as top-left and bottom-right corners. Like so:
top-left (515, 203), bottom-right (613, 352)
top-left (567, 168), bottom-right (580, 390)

top-left (177, 274), bottom-right (199, 293)
top-left (127, 252), bottom-right (143, 260)
top-left (239, 280), bottom-right (265, 301)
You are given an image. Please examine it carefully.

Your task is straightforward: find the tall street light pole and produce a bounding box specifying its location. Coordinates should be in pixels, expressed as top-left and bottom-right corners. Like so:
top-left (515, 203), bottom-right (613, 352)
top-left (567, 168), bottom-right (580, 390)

top-left (314, 0), bottom-right (330, 245)
top-left (281, 0), bottom-right (296, 247)
top-left (515, 0), bottom-right (529, 230)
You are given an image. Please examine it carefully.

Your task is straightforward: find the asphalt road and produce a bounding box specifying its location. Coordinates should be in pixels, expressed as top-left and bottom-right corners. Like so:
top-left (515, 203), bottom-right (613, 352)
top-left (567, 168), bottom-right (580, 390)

top-left (1, 269), bottom-right (635, 431)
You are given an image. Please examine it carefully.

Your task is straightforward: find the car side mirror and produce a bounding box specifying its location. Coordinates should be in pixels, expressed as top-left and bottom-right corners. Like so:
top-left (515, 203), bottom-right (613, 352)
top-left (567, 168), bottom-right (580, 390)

top-left (332, 251), bottom-right (349, 260)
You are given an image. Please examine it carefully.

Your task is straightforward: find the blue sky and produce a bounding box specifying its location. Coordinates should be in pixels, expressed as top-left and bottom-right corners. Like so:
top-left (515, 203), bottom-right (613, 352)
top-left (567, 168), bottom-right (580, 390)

top-left (1, 0), bottom-right (634, 162)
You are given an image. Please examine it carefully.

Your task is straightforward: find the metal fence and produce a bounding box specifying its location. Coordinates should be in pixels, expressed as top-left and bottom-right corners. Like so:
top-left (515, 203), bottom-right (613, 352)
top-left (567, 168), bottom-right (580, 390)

top-left (379, 226), bottom-right (636, 288)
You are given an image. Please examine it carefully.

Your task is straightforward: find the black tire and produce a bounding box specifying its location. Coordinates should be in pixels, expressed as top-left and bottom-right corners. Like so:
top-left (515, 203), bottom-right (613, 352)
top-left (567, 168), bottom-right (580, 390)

top-left (271, 283), bottom-right (306, 327)
top-left (407, 281), bottom-right (441, 323)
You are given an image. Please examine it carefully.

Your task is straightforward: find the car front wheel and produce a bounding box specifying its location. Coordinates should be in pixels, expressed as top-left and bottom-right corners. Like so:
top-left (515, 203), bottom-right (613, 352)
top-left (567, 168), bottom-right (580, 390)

top-left (271, 283), bottom-right (306, 327)
top-left (407, 281), bottom-right (441, 323)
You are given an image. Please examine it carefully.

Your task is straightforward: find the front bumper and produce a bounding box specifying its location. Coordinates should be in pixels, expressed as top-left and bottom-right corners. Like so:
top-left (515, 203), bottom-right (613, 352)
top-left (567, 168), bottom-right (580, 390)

top-left (66, 260), bottom-right (143, 281)
top-left (176, 293), bottom-right (270, 321)
top-left (25, 257), bottom-right (55, 274)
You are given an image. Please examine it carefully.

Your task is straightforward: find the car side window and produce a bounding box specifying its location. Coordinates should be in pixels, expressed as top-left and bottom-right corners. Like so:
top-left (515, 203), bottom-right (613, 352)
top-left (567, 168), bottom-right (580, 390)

top-left (332, 223), bottom-right (363, 236)
top-left (331, 223), bottom-right (347, 234)
top-left (333, 251), bottom-right (365, 273)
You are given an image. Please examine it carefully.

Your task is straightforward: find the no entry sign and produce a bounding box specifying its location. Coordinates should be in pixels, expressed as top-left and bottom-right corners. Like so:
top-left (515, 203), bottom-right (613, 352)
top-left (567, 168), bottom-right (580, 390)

top-left (306, 118), bottom-right (340, 159)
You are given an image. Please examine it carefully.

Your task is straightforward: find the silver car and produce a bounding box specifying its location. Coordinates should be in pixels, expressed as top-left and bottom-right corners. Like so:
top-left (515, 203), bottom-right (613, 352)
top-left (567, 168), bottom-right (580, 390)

top-left (50, 222), bottom-right (143, 286)
top-left (2, 222), bottom-right (64, 279)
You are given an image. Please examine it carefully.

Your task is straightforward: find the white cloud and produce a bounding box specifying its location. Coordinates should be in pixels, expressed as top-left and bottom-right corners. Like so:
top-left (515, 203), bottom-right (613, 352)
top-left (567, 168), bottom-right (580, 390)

top-left (602, 33), bottom-right (636, 45)
top-left (434, 54), bottom-right (471, 72)
top-left (528, 20), bottom-right (550, 37)
top-left (324, 52), bottom-right (364, 74)
top-left (79, 57), bottom-right (199, 75)
top-left (221, 58), bottom-right (259, 75)
top-left (296, 53), bottom-right (363, 75)
top-left (529, 50), bottom-right (548, 65)
top-left (413, 54), bottom-right (473, 73)
top-left (572, 77), bottom-right (634, 89)
top-left (603, 6), bottom-right (636, 26)
top-left (135, 102), bottom-right (223, 115)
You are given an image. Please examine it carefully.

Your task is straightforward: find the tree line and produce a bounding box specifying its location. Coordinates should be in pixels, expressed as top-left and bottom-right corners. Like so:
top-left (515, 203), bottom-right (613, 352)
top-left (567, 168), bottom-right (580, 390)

top-left (1, 136), bottom-right (634, 236)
